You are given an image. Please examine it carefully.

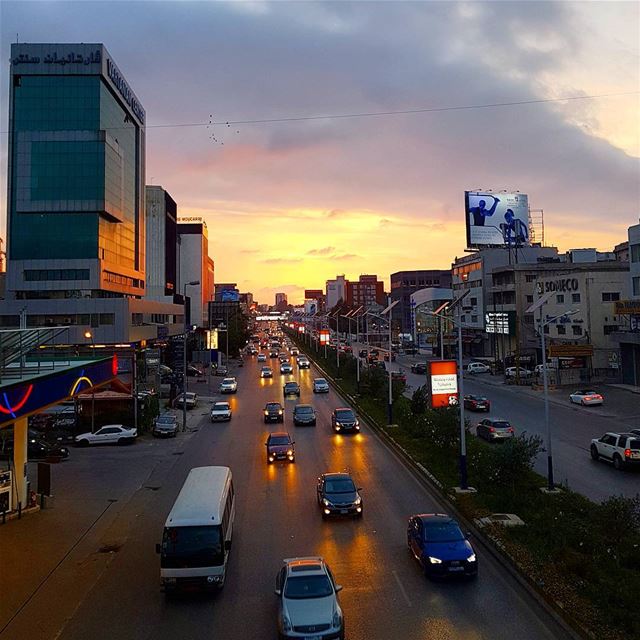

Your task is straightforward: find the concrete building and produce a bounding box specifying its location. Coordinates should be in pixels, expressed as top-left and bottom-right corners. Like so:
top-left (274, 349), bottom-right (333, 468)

top-left (346, 274), bottom-right (386, 309)
top-left (178, 222), bottom-right (214, 327)
top-left (326, 275), bottom-right (348, 310)
top-left (1, 43), bottom-right (183, 342)
top-left (390, 270), bottom-right (452, 336)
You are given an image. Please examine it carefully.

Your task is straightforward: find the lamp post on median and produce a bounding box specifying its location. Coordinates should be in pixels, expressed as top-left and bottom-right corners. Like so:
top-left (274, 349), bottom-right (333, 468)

top-left (83, 331), bottom-right (96, 433)
top-left (342, 306), bottom-right (363, 393)
top-left (182, 280), bottom-right (200, 432)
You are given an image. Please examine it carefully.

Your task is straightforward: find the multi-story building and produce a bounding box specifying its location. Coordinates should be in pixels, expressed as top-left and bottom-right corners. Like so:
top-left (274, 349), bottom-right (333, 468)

top-left (326, 275), bottom-right (348, 310)
top-left (1, 43), bottom-right (183, 342)
top-left (390, 270), bottom-right (452, 336)
top-left (275, 292), bottom-right (288, 306)
top-left (346, 274), bottom-right (386, 309)
top-left (178, 221), bottom-right (214, 327)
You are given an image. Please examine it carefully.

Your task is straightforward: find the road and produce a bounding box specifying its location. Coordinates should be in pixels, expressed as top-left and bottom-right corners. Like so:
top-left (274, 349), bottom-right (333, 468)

top-left (1, 352), bottom-right (575, 640)
top-left (369, 345), bottom-right (640, 502)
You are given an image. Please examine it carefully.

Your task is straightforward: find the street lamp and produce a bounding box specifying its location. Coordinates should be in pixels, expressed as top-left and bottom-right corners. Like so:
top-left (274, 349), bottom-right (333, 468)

top-left (342, 307), bottom-right (363, 392)
top-left (83, 330), bottom-right (96, 434)
top-left (182, 280), bottom-right (200, 432)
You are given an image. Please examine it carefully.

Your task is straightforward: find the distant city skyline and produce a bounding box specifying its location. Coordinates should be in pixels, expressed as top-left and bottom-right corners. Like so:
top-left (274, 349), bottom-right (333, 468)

top-left (1, 1), bottom-right (638, 305)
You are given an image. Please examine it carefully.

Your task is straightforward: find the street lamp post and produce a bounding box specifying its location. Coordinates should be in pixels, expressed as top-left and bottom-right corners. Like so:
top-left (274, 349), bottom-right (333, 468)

top-left (83, 331), bottom-right (96, 433)
top-left (182, 280), bottom-right (200, 432)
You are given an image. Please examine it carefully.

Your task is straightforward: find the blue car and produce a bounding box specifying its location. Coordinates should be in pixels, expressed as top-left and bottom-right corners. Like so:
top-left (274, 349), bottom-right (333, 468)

top-left (407, 513), bottom-right (477, 578)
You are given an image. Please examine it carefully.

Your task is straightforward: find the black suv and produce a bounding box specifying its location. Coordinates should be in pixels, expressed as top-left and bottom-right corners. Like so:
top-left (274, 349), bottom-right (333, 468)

top-left (283, 381), bottom-right (301, 397)
top-left (293, 404), bottom-right (316, 426)
top-left (331, 408), bottom-right (360, 433)
top-left (264, 402), bottom-right (285, 423)
top-left (317, 472), bottom-right (363, 518)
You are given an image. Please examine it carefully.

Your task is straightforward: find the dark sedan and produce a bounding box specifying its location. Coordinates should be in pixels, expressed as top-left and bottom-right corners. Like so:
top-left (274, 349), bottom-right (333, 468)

top-left (293, 404), bottom-right (316, 426)
top-left (407, 513), bottom-right (477, 578)
top-left (331, 408), bottom-right (360, 434)
top-left (283, 381), bottom-right (301, 397)
top-left (317, 472), bottom-right (363, 518)
top-left (264, 402), bottom-right (285, 423)
top-left (463, 395), bottom-right (491, 412)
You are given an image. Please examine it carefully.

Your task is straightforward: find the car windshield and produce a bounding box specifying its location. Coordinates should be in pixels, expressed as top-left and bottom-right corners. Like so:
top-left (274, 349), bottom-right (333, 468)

top-left (295, 406), bottom-right (314, 414)
top-left (315, 379), bottom-right (327, 384)
top-left (285, 383), bottom-right (298, 389)
top-left (325, 479), bottom-right (355, 493)
top-left (284, 575), bottom-right (333, 599)
top-left (161, 525), bottom-right (223, 569)
top-left (222, 378), bottom-right (235, 384)
top-left (335, 410), bottom-right (355, 421)
top-left (157, 416), bottom-right (175, 424)
top-left (266, 403), bottom-right (282, 410)
top-left (492, 421), bottom-right (511, 429)
top-left (629, 439), bottom-right (640, 450)
top-left (471, 396), bottom-right (487, 401)
top-left (213, 403), bottom-right (230, 410)
top-left (269, 436), bottom-right (290, 446)
top-left (424, 521), bottom-right (465, 542)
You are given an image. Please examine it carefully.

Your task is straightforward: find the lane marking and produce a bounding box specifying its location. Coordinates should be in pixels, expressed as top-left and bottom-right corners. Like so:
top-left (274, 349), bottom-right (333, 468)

top-left (392, 570), bottom-right (412, 608)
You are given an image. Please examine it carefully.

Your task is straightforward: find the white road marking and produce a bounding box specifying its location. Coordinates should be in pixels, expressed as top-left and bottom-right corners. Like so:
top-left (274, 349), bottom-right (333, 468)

top-left (392, 570), bottom-right (412, 607)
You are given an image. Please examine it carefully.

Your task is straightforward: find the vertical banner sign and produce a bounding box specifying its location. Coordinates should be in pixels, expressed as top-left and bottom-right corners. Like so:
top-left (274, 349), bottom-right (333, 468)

top-left (319, 330), bottom-right (330, 344)
top-left (430, 360), bottom-right (458, 408)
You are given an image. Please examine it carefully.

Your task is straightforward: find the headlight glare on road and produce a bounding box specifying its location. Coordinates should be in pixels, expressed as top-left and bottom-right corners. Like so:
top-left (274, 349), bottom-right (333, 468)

top-left (428, 556), bottom-right (443, 564)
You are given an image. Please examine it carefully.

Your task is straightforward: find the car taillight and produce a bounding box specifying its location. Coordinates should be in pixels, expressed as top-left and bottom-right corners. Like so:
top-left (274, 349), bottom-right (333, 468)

top-left (489, 427), bottom-right (495, 432)
top-left (508, 428), bottom-right (514, 432)
top-left (625, 448), bottom-right (631, 458)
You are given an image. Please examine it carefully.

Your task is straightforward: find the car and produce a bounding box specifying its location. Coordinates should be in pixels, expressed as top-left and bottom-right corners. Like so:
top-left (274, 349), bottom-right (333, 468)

top-left (219, 377), bottom-right (238, 394)
top-left (389, 370), bottom-right (407, 384)
top-left (210, 401), bottom-right (232, 422)
top-left (280, 363), bottom-right (293, 374)
top-left (331, 408), bottom-right (360, 434)
top-left (403, 346), bottom-right (419, 355)
top-left (293, 404), bottom-right (316, 426)
top-left (257, 353), bottom-right (267, 362)
top-left (467, 362), bottom-right (490, 374)
top-left (504, 367), bottom-right (532, 379)
top-left (284, 381), bottom-right (301, 397)
top-left (463, 395), bottom-right (491, 412)
top-left (265, 431), bottom-right (295, 463)
top-left (317, 472), bottom-right (362, 518)
top-left (153, 413), bottom-right (178, 437)
top-left (297, 358), bottom-right (311, 369)
top-left (174, 392), bottom-right (198, 409)
top-left (534, 363), bottom-right (554, 375)
top-left (214, 365), bottom-right (228, 376)
top-left (313, 377), bottom-right (330, 393)
top-left (186, 365), bottom-right (204, 377)
top-left (290, 347), bottom-right (299, 356)
top-left (382, 352), bottom-right (396, 362)
top-left (261, 366), bottom-right (274, 379)
top-left (410, 362), bottom-right (428, 375)
top-left (75, 424), bottom-right (137, 446)
top-left (407, 513), bottom-right (477, 578)
top-left (279, 355), bottom-right (289, 364)
top-left (590, 432), bottom-right (640, 470)
top-left (476, 418), bottom-right (514, 442)
top-left (0, 431), bottom-right (70, 460)
top-left (264, 402), bottom-right (285, 423)
top-left (570, 390), bottom-right (604, 406)
top-left (358, 349), bottom-right (368, 358)
top-left (275, 557), bottom-right (344, 640)
top-left (270, 350), bottom-right (279, 358)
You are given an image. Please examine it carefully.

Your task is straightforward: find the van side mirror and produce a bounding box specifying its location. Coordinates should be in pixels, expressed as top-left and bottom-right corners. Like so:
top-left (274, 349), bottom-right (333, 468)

top-left (274, 588), bottom-right (282, 596)
top-left (155, 543), bottom-right (161, 554)
top-left (335, 584), bottom-right (343, 592)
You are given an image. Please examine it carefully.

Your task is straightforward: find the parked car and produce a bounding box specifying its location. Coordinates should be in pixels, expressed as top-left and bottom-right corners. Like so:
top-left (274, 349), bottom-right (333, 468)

top-left (186, 365), bottom-right (204, 377)
top-left (293, 404), bottom-right (316, 426)
top-left (75, 424), bottom-right (137, 446)
top-left (463, 395), bottom-right (490, 412)
top-left (331, 408), bottom-right (360, 434)
top-left (317, 472), bottom-right (362, 518)
top-left (265, 431), bottom-right (295, 463)
top-left (0, 430), bottom-right (70, 460)
top-left (274, 557), bottom-right (344, 639)
top-left (534, 363), bottom-right (554, 376)
top-left (590, 432), bottom-right (640, 470)
top-left (410, 362), bottom-right (428, 375)
top-left (570, 390), bottom-right (604, 406)
top-left (504, 367), bottom-right (532, 379)
top-left (174, 392), bottom-right (198, 409)
top-left (261, 366), bottom-right (274, 379)
top-left (219, 377), bottom-right (238, 394)
top-left (257, 353), bottom-right (267, 362)
top-left (313, 377), bottom-right (330, 393)
top-left (264, 402), bottom-right (285, 423)
top-left (476, 418), bottom-right (514, 442)
top-left (403, 346), bottom-right (419, 355)
top-left (407, 513), bottom-right (477, 578)
top-left (153, 413), bottom-right (178, 438)
top-left (383, 352), bottom-right (396, 362)
top-left (210, 401), bottom-right (232, 422)
top-left (467, 362), bottom-right (490, 374)
top-left (283, 381), bottom-right (301, 397)
top-left (280, 363), bottom-right (293, 374)
top-left (389, 370), bottom-right (407, 384)
top-left (358, 349), bottom-right (368, 358)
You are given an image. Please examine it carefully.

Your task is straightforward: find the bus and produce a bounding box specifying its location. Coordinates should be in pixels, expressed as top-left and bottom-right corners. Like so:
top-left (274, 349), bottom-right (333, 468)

top-left (156, 466), bottom-right (235, 592)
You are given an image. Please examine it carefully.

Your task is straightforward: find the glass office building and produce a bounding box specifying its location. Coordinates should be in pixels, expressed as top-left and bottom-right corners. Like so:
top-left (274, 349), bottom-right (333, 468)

top-left (6, 43), bottom-right (146, 299)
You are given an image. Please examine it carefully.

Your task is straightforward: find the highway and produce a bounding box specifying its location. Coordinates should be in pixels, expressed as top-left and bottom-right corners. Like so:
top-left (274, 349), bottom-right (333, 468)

top-left (0, 350), bottom-right (571, 640)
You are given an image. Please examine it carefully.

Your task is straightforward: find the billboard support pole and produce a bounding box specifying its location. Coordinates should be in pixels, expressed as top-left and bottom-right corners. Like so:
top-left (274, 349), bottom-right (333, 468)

top-left (540, 306), bottom-right (553, 490)
top-left (457, 315), bottom-right (468, 490)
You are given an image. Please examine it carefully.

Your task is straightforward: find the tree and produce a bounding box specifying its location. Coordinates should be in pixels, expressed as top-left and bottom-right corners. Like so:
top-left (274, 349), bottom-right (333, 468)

top-left (411, 385), bottom-right (428, 415)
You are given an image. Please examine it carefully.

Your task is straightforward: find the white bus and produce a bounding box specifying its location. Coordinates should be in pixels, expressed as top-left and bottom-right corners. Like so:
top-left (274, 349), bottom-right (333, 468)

top-left (156, 466), bottom-right (235, 592)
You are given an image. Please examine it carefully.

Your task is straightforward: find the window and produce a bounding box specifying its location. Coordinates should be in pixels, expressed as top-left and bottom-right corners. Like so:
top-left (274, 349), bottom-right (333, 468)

top-left (572, 293), bottom-right (581, 303)
top-left (602, 292), bottom-right (621, 302)
top-left (634, 277), bottom-right (640, 297)
top-left (526, 295), bottom-right (534, 303)
top-left (556, 294), bottom-right (564, 304)
top-left (603, 325), bottom-right (620, 335)
top-left (525, 274), bottom-right (537, 282)
top-left (460, 315), bottom-right (466, 322)
top-left (572, 325), bottom-right (583, 336)
top-left (631, 243), bottom-right (640, 263)
top-left (470, 297), bottom-right (477, 306)
top-left (471, 315), bottom-right (478, 323)
top-left (557, 325), bottom-right (566, 335)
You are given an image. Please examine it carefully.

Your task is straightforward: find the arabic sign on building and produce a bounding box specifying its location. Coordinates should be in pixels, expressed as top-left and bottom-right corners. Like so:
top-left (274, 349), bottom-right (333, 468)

top-left (614, 300), bottom-right (640, 315)
top-left (548, 344), bottom-right (594, 357)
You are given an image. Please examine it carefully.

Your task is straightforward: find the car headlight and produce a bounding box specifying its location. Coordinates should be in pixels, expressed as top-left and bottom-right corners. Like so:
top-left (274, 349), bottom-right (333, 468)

top-left (264, 410), bottom-right (269, 415)
top-left (428, 556), bottom-right (443, 564)
top-left (281, 614), bottom-right (292, 632)
top-left (332, 610), bottom-right (342, 628)
top-left (287, 449), bottom-right (293, 456)
top-left (354, 497), bottom-right (362, 506)
top-left (323, 498), bottom-right (331, 507)
top-left (467, 553), bottom-right (477, 563)
top-left (278, 410), bottom-right (283, 415)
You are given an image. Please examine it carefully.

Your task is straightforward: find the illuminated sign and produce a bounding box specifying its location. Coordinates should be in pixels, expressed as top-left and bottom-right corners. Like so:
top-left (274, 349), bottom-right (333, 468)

top-left (548, 344), bottom-right (594, 357)
top-left (319, 330), bottom-right (330, 345)
top-left (429, 360), bottom-right (458, 408)
top-left (298, 326), bottom-right (305, 334)
top-left (485, 311), bottom-right (516, 335)
top-left (465, 191), bottom-right (530, 248)
top-left (206, 330), bottom-right (219, 350)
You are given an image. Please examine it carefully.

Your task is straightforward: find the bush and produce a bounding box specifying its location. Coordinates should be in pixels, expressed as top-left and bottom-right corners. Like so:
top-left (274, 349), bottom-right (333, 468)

top-left (410, 385), bottom-right (428, 415)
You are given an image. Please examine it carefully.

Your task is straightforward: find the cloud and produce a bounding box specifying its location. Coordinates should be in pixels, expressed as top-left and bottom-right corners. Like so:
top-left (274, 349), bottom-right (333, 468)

top-left (333, 253), bottom-right (358, 260)
top-left (306, 246), bottom-right (335, 255)
top-left (261, 257), bottom-right (303, 264)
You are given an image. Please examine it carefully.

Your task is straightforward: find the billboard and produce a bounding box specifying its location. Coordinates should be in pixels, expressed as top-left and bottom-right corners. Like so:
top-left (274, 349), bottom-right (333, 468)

top-left (304, 300), bottom-right (318, 315)
top-left (465, 191), bottom-right (530, 247)
top-left (319, 329), bottom-right (330, 344)
top-left (429, 360), bottom-right (458, 408)
top-left (221, 289), bottom-right (239, 302)
top-left (485, 311), bottom-right (516, 335)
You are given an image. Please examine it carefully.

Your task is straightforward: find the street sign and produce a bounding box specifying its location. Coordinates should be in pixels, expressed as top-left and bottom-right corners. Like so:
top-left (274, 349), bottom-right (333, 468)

top-left (429, 360), bottom-right (458, 408)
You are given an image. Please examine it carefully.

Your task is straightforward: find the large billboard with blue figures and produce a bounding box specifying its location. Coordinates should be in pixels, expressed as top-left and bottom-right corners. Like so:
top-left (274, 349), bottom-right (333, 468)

top-left (465, 191), bottom-right (530, 248)
top-left (221, 289), bottom-right (239, 302)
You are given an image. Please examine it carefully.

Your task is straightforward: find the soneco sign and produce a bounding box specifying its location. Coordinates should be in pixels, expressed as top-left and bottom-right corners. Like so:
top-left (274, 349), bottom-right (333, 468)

top-left (429, 360), bottom-right (458, 408)
top-left (536, 278), bottom-right (579, 294)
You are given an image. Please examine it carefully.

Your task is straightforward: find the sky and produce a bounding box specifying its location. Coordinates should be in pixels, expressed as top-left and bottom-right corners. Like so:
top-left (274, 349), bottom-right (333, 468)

top-left (1, 0), bottom-right (639, 305)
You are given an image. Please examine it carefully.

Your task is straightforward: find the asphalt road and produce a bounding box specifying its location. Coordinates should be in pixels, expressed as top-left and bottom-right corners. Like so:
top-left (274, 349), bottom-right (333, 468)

top-left (2, 352), bottom-right (576, 640)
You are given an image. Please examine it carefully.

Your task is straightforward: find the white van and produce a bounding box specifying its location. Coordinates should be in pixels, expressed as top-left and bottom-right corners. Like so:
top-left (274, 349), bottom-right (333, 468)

top-left (157, 466), bottom-right (234, 592)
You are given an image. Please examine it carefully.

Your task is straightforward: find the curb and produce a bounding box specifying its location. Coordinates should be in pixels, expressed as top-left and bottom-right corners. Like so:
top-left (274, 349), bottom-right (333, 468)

top-left (292, 336), bottom-right (588, 640)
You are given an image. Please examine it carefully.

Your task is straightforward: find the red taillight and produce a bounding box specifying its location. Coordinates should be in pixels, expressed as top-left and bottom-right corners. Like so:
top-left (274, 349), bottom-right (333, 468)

top-left (625, 449), bottom-right (631, 458)
top-left (508, 428), bottom-right (514, 433)
top-left (489, 427), bottom-right (495, 432)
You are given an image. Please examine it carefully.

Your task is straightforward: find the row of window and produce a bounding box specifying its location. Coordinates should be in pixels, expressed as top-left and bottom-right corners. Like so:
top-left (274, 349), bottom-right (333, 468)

top-left (104, 271), bottom-right (144, 289)
top-left (24, 269), bottom-right (90, 282)
top-left (0, 313), bottom-right (115, 328)
top-left (524, 292), bottom-right (621, 305)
